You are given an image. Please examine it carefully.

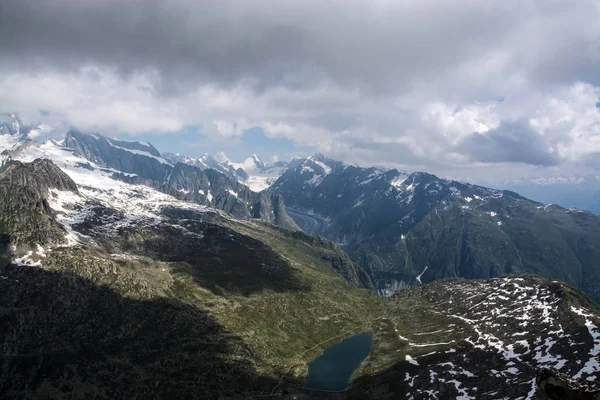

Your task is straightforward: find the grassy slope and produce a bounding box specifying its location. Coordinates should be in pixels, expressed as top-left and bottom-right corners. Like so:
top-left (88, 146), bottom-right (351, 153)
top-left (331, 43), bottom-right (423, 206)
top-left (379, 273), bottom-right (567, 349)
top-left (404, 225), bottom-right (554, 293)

top-left (4, 201), bottom-right (600, 398)
top-left (40, 213), bottom-right (392, 383)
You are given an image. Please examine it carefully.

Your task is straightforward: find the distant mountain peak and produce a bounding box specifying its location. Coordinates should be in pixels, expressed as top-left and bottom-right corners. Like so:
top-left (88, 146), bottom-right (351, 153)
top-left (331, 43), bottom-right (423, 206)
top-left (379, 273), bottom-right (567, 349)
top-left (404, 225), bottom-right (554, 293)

top-left (0, 113), bottom-right (43, 155)
top-left (308, 152), bottom-right (335, 164)
top-left (214, 151), bottom-right (230, 164)
top-left (0, 113), bottom-right (30, 137)
top-left (249, 154), bottom-right (266, 169)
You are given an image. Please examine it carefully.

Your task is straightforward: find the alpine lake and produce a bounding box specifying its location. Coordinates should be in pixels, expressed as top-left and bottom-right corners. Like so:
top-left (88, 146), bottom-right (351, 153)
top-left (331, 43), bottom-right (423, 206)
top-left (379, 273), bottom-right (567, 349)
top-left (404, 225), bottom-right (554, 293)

top-left (303, 332), bottom-right (373, 392)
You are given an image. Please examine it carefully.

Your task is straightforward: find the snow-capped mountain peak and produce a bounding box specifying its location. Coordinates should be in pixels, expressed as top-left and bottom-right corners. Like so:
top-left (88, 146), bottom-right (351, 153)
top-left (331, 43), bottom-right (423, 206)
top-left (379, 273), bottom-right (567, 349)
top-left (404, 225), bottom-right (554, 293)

top-left (233, 154), bottom-right (267, 173)
top-left (214, 151), bottom-right (230, 164)
top-left (0, 113), bottom-right (24, 136)
top-left (0, 113), bottom-right (43, 156)
top-left (251, 153), bottom-right (265, 168)
top-left (162, 151), bottom-right (248, 182)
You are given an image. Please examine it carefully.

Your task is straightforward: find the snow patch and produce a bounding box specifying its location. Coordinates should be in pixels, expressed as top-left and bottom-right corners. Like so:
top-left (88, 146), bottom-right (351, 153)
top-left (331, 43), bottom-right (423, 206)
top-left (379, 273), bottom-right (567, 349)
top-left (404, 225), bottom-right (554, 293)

top-left (405, 355), bottom-right (419, 366)
top-left (416, 265), bottom-right (428, 284)
top-left (571, 307), bottom-right (600, 379)
top-left (107, 141), bottom-right (171, 165)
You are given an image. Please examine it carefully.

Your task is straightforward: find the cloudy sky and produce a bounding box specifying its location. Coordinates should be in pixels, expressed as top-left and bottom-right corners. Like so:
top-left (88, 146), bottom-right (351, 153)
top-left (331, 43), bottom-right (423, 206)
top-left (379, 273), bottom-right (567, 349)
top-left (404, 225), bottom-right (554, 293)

top-left (1, 0), bottom-right (600, 184)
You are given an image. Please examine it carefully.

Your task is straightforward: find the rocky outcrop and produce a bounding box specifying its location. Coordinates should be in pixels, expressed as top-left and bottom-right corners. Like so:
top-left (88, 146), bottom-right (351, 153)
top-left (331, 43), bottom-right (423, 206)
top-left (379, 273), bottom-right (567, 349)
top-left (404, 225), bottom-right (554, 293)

top-left (349, 276), bottom-right (600, 399)
top-left (168, 164), bottom-right (256, 219)
top-left (252, 193), bottom-right (300, 231)
top-left (0, 159), bottom-right (77, 245)
top-left (537, 368), bottom-right (600, 400)
top-left (0, 113), bottom-right (29, 137)
top-left (0, 158), bottom-right (78, 198)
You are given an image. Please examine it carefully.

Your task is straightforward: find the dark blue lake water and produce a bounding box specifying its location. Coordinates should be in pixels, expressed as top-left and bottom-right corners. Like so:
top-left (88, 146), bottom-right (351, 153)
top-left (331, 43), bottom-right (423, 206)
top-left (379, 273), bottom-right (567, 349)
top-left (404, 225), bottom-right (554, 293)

top-left (303, 332), bottom-right (373, 391)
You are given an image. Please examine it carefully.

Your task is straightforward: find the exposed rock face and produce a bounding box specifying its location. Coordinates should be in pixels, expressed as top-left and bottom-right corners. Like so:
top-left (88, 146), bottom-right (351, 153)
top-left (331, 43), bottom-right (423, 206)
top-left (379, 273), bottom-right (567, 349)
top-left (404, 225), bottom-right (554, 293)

top-left (167, 151), bottom-right (290, 193)
top-left (0, 158), bottom-right (78, 197)
top-left (0, 159), bottom-right (77, 245)
top-left (65, 131), bottom-right (300, 231)
top-left (167, 164), bottom-right (256, 219)
top-left (272, 154), bottom-right (600, 302)
top-left (65, 130), bottom-right (172, 182)
top-left (537, 368), bottom-right (600, 400)
top-left (252, 193), bottom-right (300, 232)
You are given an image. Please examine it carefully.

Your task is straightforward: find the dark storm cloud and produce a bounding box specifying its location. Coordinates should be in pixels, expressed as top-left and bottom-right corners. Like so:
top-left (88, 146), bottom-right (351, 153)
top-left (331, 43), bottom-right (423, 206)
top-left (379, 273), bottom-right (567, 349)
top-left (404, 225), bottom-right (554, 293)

top-left (456, 121), bottom-right (561, 166)
top-left (0, 0), bottom-right (599, 176)
top-left (2, 0), bottom-right (597, 95)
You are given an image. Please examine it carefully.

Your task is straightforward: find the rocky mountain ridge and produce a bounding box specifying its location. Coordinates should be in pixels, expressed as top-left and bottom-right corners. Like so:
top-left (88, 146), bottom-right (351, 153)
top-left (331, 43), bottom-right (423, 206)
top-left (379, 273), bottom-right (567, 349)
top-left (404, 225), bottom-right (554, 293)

top-left (270, 154), bottom-right (600, 303)
top-left (10, 131), bottom-right (300, 231)
top-left (162, 151), bottom-right (249, 182)
top-left (164, 151), bottom-right (289, 192)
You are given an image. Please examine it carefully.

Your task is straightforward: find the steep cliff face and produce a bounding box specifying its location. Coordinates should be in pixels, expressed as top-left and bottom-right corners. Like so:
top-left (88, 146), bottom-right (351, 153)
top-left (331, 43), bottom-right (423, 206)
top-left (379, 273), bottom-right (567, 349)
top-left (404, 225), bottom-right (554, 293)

top-left (64, 130), bottom-right (172, 181)
top-left (0, 158), bottom-right (78, 197)
top-left (166, 163), bottom-right (256, 220)
top-left (0, 159), bottom-right (77, 245)
top-left (0, 113), bottom-right (38, 156)
top-left (252, 193), bottom-right (300, 232)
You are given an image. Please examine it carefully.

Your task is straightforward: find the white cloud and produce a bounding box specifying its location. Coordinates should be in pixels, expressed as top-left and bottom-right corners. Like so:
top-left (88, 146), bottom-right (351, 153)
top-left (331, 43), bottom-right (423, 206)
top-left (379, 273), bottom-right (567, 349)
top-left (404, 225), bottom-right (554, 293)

top-left (1, 0), bottom-right (599, 182)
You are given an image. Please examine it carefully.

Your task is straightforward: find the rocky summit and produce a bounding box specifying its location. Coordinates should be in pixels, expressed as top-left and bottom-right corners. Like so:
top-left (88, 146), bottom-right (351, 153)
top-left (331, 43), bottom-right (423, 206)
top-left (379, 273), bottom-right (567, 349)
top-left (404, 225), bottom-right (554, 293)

top-left (0, 132), bottom-right (599, 399)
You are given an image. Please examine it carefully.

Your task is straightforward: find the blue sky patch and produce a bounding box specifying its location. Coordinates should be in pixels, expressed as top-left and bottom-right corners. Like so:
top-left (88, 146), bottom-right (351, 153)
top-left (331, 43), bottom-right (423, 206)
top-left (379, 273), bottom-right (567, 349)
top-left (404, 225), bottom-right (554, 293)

top-left (121, 125), bottom-right (313, 163)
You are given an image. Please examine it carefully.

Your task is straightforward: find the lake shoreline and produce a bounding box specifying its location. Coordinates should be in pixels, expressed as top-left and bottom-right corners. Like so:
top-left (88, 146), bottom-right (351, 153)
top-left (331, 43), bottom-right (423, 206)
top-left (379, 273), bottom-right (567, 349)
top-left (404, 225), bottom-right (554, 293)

top-left (303, 331), bottom-right (373, 391)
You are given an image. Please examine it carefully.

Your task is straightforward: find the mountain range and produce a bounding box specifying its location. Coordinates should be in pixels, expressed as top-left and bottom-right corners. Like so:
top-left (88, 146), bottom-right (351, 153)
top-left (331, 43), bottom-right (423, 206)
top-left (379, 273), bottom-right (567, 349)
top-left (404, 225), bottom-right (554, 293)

top-left (3, 116), bottom-right (600, 304)
top-left (269, 154), bottom-right (600, 305)
top-left (163, 150), bottom-right (289, 192)
top-left (1, 114), bottom-right (599, 398)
